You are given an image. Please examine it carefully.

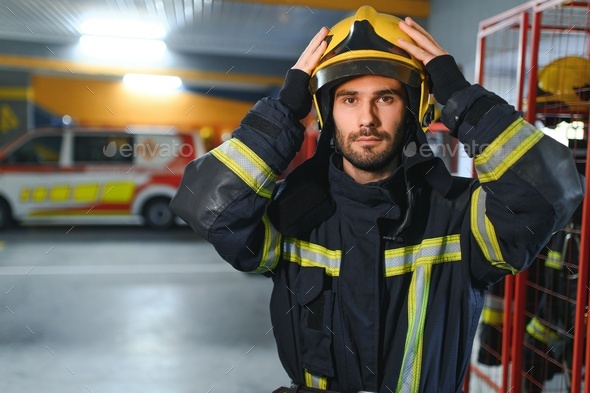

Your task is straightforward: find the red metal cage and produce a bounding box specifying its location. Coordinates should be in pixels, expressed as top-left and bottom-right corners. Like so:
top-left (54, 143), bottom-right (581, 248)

top-left (469, 1), bottom-right (589, 392)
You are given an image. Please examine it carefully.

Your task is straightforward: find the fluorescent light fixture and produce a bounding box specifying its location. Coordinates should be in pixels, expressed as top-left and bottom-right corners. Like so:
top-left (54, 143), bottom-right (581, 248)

top-left (80, 35), bottom-right (166, 61)
top-left (80, 19), bottom-right (166, 40)
top-left (123, 73), bottom-right (182, 93)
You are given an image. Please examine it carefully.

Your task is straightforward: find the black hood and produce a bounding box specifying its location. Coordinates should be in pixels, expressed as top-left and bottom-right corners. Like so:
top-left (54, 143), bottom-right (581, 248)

top-left (267, 91), bottom-right (452, 238)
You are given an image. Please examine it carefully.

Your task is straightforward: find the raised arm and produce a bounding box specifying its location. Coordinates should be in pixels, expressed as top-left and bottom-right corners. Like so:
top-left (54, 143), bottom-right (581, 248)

top-left (169, 28), bottom-right (328, 273)
top-left (398, 17), bottom-right (585, 283)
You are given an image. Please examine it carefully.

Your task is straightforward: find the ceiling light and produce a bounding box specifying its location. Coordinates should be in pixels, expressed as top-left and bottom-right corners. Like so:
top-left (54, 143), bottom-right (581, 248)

top-left (80, 19), bottom-right (166, 40)
top-left (123, 74), bottom-right (182, 93)
top-left (80, 35), bottom-right (167, 61)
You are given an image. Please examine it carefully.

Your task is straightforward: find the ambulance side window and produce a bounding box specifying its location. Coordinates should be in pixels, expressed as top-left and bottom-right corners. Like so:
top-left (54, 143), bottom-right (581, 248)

top-left (73, 135), bottom-right (133, 163)
top-left (6, 135), bottom-right (62, 164)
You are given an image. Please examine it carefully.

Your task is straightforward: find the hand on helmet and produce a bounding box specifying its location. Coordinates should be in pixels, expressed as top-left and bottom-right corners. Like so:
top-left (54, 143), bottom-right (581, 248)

top-left (292, 26), bottom-right (329, 75)
top-left (397, 17), bottom-right (447, 65)
top-left (278, 27), bottom-right (328, 119)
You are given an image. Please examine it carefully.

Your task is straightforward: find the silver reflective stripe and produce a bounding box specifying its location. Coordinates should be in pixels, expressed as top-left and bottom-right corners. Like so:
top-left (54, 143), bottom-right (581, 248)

top-left (211, 138), bottom-right (275, 198)
top-left (470, 187), bottom-right (517, 274)
top-left (475, 119), bottom-right (543, 183)
top-left (253, 214), bottom-right (281, 274)
top-left (304, 369), bottom-right (328, 389)
top-left (283, 238), bottom-right (341, 276)
top-left (384, 235), bottom-right (461, 277)
top-left (526, 317), bottom-right (559, 344)
top-left (309, 374), bottom-right (323, 389)
top-left (397, 264), bottom-right (432, 392)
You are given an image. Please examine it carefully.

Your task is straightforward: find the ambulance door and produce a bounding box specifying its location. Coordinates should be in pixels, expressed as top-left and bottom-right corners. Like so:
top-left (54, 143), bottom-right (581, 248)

top-left (0, 133), bottom-right (65, 221)
top-left (70, 133), bottom-right (146, 217)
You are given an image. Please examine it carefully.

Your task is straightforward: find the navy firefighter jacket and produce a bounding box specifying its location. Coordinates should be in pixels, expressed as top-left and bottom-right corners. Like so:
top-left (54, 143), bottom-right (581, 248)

top-left (170, 79), bottom-right (585, 392)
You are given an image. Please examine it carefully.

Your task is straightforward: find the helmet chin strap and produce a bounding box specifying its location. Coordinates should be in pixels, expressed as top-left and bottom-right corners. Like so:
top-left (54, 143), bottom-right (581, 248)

top-left (422, 94), bottom-right (436, 128)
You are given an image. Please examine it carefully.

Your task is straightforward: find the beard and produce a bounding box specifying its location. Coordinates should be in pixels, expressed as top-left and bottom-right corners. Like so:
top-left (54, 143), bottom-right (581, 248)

top-left (334, 121), bottom-right (406, 172)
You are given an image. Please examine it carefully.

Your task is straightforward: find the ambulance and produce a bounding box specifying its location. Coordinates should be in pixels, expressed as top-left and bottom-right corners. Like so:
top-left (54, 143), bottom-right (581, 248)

top-left (0, 126), bottom-right (205, 230)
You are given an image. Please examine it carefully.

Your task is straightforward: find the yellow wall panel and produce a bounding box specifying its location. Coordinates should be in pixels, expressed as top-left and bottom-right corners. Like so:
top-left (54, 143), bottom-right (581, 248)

top-left (32, 75), bottom-right (254, 133)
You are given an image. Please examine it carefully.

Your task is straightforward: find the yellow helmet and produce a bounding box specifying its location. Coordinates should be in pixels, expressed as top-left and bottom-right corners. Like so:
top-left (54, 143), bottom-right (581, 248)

top-left (537, 56), bottom-right (590, 112)
top-left (310, 5), bottom-right (431, 130)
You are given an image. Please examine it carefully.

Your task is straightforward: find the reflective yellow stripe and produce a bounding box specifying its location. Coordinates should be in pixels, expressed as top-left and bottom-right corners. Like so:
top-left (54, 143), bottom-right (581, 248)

top-left (102, 181), bottom-right (135, 203)
top-left (482, 307), bottom-right (504, 325)
top-left (211, 138), bottom-right (275, 198)
top-left (285, 235), bottom-right (461, 278)
top-left (49, 185), bottom-right (70, 202)
top-left (304, 370), bottom-right (327, 389)
top-left (526, 317), bottom-right (559, 344)
top-left (475, 118), bottom-right (544, 183)
top-left (283, 238), bottom-right (341, 276)
top-left (73, 184), bottom-right (99, 202)
top-left (32, 186), bottom-right (47, 202)
top-left (21, 183), bottom-right (135, 204)
top-left (545, 250), bottom-right (563, 270)
top-left (397, 265), bottom-right (432, 392)
top-left (253, 214), bottom-right (282, 274)
top-left (384, 234), bottom-right (461, 277)
top-left (482, 293), bottom-right (504, 324)
top-left (20, 187), bottom-right (30, 202)
top-left (471, 187), bottom-right (517, 274)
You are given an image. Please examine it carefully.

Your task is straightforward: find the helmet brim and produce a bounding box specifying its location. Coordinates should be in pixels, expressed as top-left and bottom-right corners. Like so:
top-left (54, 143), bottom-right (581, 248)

top-left (310, 58), bottom-right (423, 94)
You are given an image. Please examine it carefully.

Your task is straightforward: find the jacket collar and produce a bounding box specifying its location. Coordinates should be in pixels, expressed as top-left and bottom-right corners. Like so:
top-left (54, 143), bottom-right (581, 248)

top-left (328, 154), bottom-right (404, 220)
top-left (267, 122), bottom-right (452, 237)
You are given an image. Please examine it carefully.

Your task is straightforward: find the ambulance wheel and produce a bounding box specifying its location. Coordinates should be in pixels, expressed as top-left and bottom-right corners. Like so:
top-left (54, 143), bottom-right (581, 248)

top-left (142, 198), bottom-right (175, 230)
top-left (0, 199), bottom-right (13, 230)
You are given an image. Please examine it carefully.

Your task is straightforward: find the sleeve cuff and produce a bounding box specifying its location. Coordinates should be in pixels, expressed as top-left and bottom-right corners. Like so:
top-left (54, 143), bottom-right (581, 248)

top-left (278, 69), bottom-right (312, 120)
top-left (425, 55), bottom-right (470, 105)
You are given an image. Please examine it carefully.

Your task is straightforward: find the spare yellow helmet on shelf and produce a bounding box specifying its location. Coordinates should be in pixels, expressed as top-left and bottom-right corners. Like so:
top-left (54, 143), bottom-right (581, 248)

top-left (537, 56), bottom-right (590, 112)
top-left (309, 5), bottom-right (431, 131)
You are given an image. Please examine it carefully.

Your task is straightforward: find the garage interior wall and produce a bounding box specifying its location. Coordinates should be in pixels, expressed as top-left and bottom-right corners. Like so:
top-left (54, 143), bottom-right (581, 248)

top-left (0, 0), bottom-right (530, 150)
top-left (31, 74), bottom-right (254, 139)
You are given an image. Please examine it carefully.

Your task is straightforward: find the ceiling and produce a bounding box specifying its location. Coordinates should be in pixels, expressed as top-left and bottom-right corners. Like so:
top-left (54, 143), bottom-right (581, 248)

top-left (0, 0), bottom-right (430, 90)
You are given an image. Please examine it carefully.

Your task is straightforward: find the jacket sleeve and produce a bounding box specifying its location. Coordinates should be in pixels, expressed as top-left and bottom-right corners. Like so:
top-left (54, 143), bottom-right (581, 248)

top-left (169, 97), bottom-right (305, 273)
top-left (431, 57), bottom-right (585, 284)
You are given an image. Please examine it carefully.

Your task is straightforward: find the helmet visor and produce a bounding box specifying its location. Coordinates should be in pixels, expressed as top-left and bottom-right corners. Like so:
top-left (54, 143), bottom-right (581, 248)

top-left (310, 58), bottom-right (423, 94)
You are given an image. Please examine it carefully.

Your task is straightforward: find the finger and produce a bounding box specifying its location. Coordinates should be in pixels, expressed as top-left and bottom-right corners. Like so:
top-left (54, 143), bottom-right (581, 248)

top-left (399, 20), bottom-right (444, 55)
top-left (293, 27), bottom-right (329, 74)
top-left (399, 19), bottom-right (446, 57)
top-left (397, 37), bottom-right (435, 65)
top-left (293, 40), bottom-right (328, 74)
top-left (403, 17), bottom-right (438, 47)
top-left (308, 26), bottom-right (330, 51)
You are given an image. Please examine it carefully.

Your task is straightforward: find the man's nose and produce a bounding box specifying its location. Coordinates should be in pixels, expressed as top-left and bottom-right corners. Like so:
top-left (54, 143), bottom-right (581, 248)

top-left (358, 101), bottom-right (378, 127)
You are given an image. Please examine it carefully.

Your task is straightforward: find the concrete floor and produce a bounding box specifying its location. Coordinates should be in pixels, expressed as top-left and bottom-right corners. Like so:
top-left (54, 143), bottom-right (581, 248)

top-left (0, 225), bottom-right (288, 393)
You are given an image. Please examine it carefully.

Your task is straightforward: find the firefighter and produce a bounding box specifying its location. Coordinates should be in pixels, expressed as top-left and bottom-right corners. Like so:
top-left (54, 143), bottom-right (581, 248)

top-left (170, 6), bottom-right (584, 393)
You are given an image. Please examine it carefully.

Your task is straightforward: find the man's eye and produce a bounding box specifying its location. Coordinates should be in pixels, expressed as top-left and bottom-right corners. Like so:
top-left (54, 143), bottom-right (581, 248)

top-left (379, 96), bottom-right (394, 103)
top-left (344, 97), bottom-right (356, 104)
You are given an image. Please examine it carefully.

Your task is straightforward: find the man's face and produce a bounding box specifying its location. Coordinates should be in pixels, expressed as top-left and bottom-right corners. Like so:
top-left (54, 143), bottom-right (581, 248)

top-left (332, 75), bottom-right (407, 173)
